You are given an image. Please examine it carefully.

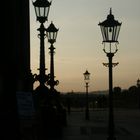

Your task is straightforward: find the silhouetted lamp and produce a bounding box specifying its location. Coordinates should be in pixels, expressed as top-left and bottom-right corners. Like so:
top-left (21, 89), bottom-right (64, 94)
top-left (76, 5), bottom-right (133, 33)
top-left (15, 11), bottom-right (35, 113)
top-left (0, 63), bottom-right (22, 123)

top-left (83, 70), bottom-right (90, 120)
top-left (32, 0), bottom-right (52, 87)
top-left (98, 8), bottom-right (122, 140)
top-left (98, 8), bottom-right (121, 44)
top-left (33, 0), bottom-right (51, 23)
top-left (46, 22), bottom-right (59, 91)
top-left (46, 22), bottom-right (59, 44)
top-left (83, 70), bottom-right (90, 84)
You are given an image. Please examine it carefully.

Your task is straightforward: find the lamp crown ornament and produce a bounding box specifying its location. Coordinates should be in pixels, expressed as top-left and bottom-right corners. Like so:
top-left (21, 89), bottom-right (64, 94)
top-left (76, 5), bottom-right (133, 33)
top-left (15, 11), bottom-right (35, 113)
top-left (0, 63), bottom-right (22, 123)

top-left (84, 70), bottom-right (90, 76)
top-left (107, 8), bottom-right (114, 21)
top-left (33, 0), bottom-right (51, 7)
top-left (46, 21), bottom-right (59, 32)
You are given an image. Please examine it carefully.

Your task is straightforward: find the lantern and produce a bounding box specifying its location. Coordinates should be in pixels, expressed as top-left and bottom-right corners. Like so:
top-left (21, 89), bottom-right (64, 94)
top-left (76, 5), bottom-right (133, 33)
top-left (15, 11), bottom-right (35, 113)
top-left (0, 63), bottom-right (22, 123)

top-left (98, 8), bottom-right (122, 43)
top-left (33, 0), bottom-right (51, 23)
top-left (46, 22), bottom-right (59, 44)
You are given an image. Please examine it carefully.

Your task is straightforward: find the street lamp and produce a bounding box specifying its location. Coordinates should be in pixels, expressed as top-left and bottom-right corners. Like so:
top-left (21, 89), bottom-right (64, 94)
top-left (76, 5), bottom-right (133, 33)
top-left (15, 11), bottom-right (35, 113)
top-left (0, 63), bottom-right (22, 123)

top-left (46, 21), bottom-right (59, 92)
top-left (98, 8), bottom-right (122, 140)
top-left (83, 70), bottom-right (90, 120)
top-left (32, 1), bottom-right (66, 139)
top-left (32, 0), bottom-right (51, 87)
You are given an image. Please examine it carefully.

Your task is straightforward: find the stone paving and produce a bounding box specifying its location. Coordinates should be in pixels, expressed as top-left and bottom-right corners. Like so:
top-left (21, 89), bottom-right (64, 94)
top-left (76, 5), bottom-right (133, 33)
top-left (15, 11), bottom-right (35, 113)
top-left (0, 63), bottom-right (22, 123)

top-left (61, 109), bottom-right (140, 140)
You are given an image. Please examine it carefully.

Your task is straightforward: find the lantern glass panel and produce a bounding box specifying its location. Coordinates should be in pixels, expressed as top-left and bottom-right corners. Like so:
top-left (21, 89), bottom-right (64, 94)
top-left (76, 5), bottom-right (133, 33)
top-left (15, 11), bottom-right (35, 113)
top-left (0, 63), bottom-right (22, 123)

top-left (112, 26), bottom-right (116, 41)
top-left (47, 32), bottom-right (56, 43)
top-left (115, 25), bottom-right (121, 42)
top-left (54, 32), bottom-right (58, 40)
top-left (34, 7), bottom-right (39, 18)
top-left (108, 27), bottom-right (113, 41)
top-left (45, 7), bottom-right (50, 18)
top-left (100, 26), bottom-right (105, 42)
top-left (49, 32), bottom-right (53, 40)
top-left (105, 27), bottom-right (108, 41)
top-left (101, 25), bottom-right (121, 42)
top-left (84, 75), bottom-right (90, 84)
top-left (50, 32), bottom-right (54, 40)
top-left (84, 75), bottom-right (90, 80)
top-left (39, 7), bottom-right (45, 17)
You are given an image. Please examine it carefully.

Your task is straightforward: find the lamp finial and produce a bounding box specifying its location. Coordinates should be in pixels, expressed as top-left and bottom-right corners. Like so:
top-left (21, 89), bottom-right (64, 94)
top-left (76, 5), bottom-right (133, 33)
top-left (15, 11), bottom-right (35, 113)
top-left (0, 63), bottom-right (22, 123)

top-left (110, 8), bottom-right (112, 15)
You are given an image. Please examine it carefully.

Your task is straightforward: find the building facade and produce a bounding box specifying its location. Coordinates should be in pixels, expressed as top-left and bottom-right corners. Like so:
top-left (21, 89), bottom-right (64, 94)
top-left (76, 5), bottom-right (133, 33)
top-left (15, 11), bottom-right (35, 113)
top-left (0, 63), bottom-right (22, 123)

top-left (0, 0), bottom-right (31, 139)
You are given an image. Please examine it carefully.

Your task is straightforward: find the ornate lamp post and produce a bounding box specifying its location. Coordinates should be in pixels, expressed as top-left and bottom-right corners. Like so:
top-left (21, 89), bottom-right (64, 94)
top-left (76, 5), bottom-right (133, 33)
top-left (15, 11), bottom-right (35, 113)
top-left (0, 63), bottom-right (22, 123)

top-left (83, 70), bottom-right (90, 120)
top-left (46, 22), bottom-right (59, 92)
top-left (98, 8), bottom-right (122, 140)
top-left (32, 0), bottom-right (51, 87)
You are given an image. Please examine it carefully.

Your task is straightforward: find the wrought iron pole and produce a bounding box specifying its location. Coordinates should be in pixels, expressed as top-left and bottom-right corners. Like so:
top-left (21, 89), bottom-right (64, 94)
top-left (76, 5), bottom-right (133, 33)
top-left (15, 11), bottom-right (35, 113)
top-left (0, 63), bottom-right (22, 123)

top-left (85, 82), bottom-right (89, 120)
top-left (49, 44), bottom-right (55, 91)
top-left (107, 53), bottom-right (115, 140)
top-left (37, 23), bottom-right (47, 86)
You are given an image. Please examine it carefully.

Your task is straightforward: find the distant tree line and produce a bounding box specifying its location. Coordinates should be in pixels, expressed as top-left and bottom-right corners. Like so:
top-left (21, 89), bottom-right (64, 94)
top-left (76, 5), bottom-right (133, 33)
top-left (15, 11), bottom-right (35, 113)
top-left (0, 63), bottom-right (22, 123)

top-left (60, 83), bottom-right (140, 111)
top-left (113, 84), bottom-right (140, 108)
top-left (60, 92), bottom-right (107, 111)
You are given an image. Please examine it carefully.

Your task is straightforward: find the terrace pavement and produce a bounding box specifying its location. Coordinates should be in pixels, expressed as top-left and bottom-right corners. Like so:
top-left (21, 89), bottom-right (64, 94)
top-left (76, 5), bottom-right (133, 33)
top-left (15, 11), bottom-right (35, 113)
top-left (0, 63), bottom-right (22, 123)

top-left (61, 108), bottom-right (140, 140)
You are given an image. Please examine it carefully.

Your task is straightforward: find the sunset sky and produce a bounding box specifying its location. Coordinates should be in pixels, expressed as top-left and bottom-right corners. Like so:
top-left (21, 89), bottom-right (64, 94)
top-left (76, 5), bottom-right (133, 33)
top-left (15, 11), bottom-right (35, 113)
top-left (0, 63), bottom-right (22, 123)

top-left (30, 0), bottom-right (140, 93)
